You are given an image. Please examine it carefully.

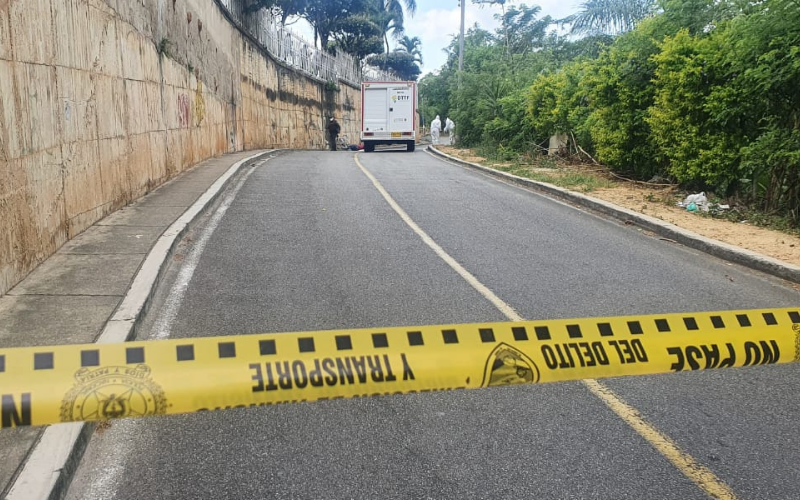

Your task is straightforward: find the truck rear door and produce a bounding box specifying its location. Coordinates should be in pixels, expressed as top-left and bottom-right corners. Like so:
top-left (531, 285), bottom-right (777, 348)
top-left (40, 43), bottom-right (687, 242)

top-left (388, 86), bottom-right (414, 137)
top-left (363, 87), bottom-right (388, 133)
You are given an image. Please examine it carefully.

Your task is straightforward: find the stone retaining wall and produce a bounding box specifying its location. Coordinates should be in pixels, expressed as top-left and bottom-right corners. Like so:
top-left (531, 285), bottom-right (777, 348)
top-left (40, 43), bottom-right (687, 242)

top-left (0, 0), bottom-right (360, 296)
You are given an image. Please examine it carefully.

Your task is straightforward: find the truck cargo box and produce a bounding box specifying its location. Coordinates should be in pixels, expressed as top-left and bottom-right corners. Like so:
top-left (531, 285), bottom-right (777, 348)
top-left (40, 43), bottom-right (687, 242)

top-left (360, 81), bottom-right (418, 152)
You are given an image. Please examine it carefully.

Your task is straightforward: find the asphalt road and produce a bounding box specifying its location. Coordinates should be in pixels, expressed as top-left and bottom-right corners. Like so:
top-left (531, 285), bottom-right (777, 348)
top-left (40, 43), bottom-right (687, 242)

top-left (66, 149), bottom-right (800, 499)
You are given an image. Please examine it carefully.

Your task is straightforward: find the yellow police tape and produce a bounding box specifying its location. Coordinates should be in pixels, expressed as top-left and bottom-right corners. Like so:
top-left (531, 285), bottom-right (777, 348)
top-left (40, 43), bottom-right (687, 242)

top-left (1, 308), bottom-right (799, 428)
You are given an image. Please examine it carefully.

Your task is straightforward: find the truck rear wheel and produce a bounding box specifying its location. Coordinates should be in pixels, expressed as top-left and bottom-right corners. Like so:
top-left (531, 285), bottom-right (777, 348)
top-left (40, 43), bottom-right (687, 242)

top-left (364, 142), bottom-right (375, 152)
top-left (407, 141), bottom-right (415, 152)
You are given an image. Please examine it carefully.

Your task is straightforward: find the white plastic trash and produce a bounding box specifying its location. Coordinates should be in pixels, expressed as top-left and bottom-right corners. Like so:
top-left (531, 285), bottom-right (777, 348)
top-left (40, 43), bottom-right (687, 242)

top-left (683, 192), bottom-right (709, 212)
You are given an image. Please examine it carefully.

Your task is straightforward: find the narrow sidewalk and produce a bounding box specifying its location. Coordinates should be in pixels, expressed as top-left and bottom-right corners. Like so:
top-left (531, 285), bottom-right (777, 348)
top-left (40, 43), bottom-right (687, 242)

top-left (0, 149), bottom-right (270, 497)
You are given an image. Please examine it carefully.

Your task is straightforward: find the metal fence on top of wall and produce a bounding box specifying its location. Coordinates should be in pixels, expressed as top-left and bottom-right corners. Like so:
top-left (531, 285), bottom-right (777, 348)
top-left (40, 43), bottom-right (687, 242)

top-left (216, 0), bottom-right (398, 86)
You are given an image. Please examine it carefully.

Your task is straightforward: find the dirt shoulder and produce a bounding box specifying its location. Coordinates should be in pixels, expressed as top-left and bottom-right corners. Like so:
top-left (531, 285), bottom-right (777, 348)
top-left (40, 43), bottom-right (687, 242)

top-left (437, 146), bottom-right (800, 268)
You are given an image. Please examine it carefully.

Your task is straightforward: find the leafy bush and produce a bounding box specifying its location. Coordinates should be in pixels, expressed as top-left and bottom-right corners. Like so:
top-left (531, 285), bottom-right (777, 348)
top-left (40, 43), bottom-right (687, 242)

top-left (581, 21), bottom-right (663, 179)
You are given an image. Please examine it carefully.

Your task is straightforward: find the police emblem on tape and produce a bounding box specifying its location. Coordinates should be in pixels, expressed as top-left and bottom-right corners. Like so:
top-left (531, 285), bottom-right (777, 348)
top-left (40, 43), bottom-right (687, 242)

top-left (60, 365), bottom-right (167, 422)
top-left (482, 343), bottom-right (540, 387)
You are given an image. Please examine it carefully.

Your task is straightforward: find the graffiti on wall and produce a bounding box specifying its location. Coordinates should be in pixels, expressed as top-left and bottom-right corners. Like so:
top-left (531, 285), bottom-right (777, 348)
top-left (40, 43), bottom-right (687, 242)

top-left (177, 94), bottom-right (191, 127)
top-left (194, 81), bottom-right (205, 126)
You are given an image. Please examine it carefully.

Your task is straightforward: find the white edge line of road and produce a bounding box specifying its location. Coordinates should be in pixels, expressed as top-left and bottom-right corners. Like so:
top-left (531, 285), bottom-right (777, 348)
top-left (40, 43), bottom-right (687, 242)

top-left (427, 145), bottom-right (800, 284)
top-left (150, 161), bottom-right (264, 341)
top-left (5, 150), bottom-right (275, 500)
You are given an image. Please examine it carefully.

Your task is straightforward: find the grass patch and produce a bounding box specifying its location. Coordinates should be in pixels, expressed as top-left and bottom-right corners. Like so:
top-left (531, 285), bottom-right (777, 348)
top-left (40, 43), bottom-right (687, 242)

top-left (463, 145), bottom-right (612, 192)
top-left (495, 164), bottom-right (613, 192)
top-left (477, 144), bottom-right (518, 163)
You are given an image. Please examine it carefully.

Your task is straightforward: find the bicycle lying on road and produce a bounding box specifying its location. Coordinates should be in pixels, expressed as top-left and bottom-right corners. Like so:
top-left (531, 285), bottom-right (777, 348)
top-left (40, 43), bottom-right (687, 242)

top-left (337, 135), bottom-right (364, 151)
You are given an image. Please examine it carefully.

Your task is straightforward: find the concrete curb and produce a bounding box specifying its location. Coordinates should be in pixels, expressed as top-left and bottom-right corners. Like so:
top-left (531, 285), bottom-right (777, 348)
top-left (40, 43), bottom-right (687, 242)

top-left (428, 145), bottom-right (800, 284)
top-left (5, 150), bottom-right (275, 500)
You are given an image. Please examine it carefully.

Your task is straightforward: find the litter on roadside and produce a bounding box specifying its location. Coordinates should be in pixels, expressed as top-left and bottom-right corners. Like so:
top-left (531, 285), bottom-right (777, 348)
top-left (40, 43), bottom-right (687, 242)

top-left (676, 192), bottom-right (732, 213)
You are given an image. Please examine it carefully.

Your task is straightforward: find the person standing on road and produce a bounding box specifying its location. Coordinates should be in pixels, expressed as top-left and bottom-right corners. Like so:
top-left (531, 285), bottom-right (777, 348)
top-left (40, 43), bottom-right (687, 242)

top-left (327, 117), bottom-right (341, 151)
top-left (431, 115), bottom-right (441, 145)
top-left (444, 117), bottom-right (455, 143)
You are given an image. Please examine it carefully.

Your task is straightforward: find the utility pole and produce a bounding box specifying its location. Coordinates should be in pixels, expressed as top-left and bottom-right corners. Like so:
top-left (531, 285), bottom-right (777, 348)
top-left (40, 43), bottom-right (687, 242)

top-left (458, 0), bottom-right (466, 73)
top-left (459, 1), bottom-right (504, 73)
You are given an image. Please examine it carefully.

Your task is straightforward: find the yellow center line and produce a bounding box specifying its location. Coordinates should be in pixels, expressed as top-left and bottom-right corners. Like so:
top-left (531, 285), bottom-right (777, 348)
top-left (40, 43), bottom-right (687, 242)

top-left (353, 154), bottom-right (523, 322)
top-left (583, 379), bottom-right (739, 499)
top-left (354, 153), bottom-right (740, 500)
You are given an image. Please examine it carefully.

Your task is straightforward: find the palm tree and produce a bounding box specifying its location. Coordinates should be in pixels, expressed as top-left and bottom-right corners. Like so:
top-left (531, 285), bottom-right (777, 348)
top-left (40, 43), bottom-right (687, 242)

top-left (374, 0), bottom-right (417, 53)
top-left (395, 35), bottom-right (422, 65)
top-left (564, 0), bottom-right (655, 35)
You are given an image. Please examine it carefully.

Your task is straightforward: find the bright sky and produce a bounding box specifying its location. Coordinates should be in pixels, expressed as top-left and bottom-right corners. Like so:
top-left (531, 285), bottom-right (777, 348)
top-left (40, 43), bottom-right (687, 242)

top-left (410, 0), bottom-right (579, 75)
top-left (288, 1), bottom-right (580, 76)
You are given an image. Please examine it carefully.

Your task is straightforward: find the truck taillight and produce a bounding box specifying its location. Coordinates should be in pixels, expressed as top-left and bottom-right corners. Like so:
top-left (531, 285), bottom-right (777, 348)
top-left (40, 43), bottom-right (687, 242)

top-left (364, 132), bottom-right (374, 136)
top-left (402, 132), bottom-right (413, 136)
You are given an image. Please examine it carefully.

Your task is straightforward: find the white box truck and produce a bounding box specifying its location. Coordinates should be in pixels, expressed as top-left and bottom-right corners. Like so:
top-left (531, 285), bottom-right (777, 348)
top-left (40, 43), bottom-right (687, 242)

top-left (360, 81), bottom-right (418, 152)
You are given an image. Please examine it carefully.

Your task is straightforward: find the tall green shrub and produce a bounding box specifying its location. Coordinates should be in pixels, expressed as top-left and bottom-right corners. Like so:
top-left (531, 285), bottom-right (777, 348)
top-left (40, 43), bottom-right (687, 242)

top-left (581, 20), bottom-right (663, 178)
top-left (647, 29), bottom-right (742, 189)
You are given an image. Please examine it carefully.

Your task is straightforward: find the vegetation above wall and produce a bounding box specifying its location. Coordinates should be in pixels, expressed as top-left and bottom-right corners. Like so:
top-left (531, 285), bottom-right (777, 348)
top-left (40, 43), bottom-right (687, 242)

top-left (420, 0), bottom-right (800, 226)
top-left (244, 0), bottom-right (424, 80)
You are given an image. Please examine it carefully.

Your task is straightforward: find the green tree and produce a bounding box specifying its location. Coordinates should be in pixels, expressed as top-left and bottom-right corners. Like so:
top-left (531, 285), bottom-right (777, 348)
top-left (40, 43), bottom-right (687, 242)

top-left (243, 0), bottom-right (307, 25)
top-left (419, 70), bottom-right (454, 125)
top-left (647, 0), bottom-right (800, 219)
top-left (375, 0), bottom-right (417, 53)
top-left (495, 4), bottom-right (552, 56)
top-left (564, 0), bottom-right (656, 35)
top-left (366, 51), bottom-right (422, 80)
top-left (482, 89), bottom-right (535, 153)
top-left (328, 13), bottom-right (385, 61)
top-left (658, 0), bottom-right (725, 36)
top-left (723, 0), bottom-right (800, 217)
top-left (581, 19), bottom-right (663, 178)
top-left (395, 35), bottom-right (423, 64)
top-left (444, 28), bottom-right (506, 145)
top-left (302, 0), bottom-right (372, 49)
top-left (546, 33), bottom-right (615, 64)
top-left (524, 60), bottom-right (593, 150)
top-left (646, 29), bottom-right (741, 188)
